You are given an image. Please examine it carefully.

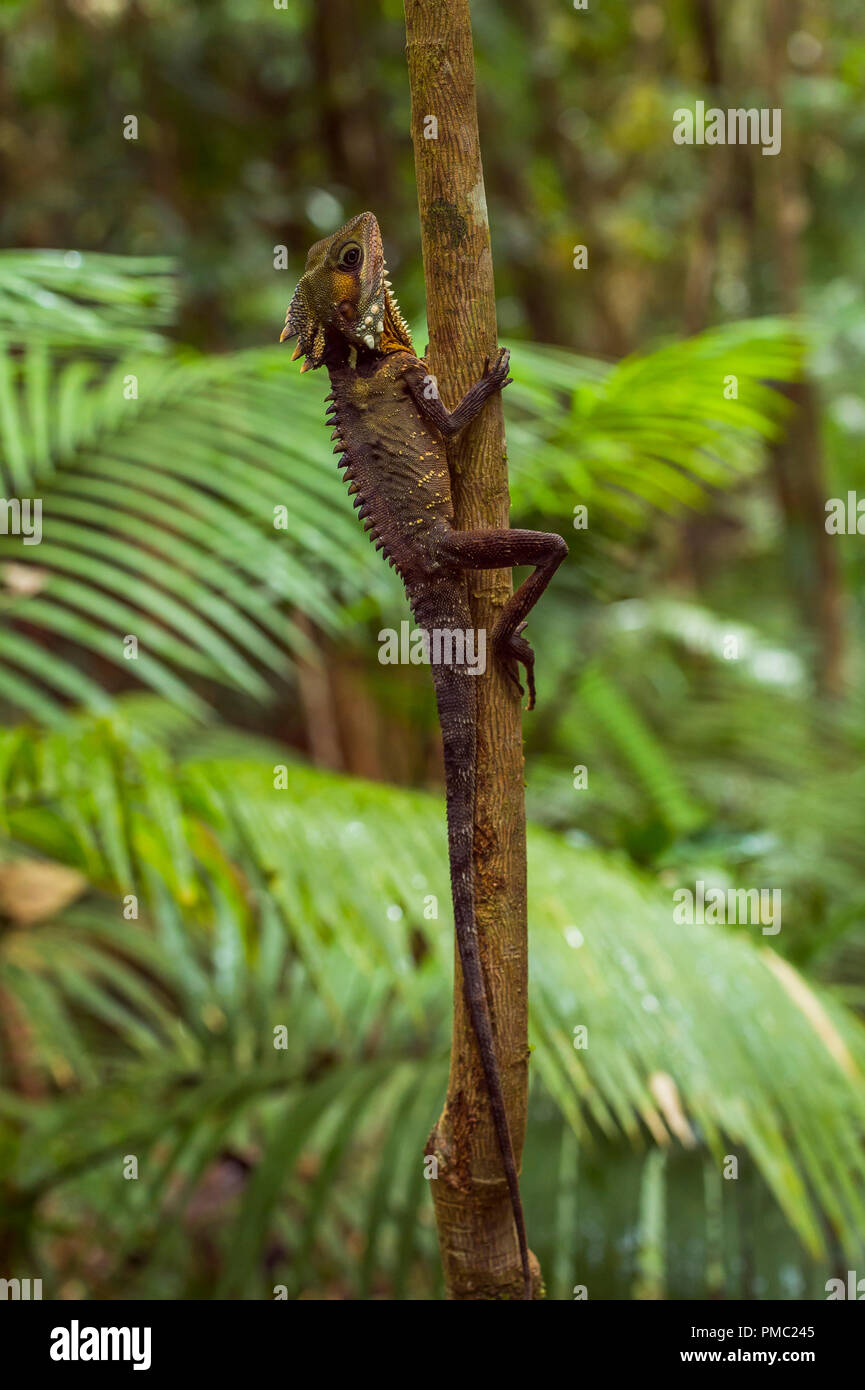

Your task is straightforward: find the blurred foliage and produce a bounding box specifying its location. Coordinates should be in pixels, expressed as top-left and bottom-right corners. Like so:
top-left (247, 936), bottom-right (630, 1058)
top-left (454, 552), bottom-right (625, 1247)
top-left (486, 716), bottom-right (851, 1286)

top-left (0, 0), bottom-right (864, 1301)
top-left (3, 704), bottom-right (865, 1299)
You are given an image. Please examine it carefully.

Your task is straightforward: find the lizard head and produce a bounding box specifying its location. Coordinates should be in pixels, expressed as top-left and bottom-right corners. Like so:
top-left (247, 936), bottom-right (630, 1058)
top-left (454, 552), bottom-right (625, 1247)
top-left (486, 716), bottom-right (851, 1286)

top-left (280, 211), bottom-right (412, 370)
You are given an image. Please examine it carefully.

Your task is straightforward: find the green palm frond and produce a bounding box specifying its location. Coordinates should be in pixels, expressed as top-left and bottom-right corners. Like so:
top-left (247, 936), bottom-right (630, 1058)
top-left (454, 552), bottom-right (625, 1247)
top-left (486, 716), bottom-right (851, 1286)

top-left (0, 253), bottom-right (802, 721)
top-left (526, 592), bottom-right (865, 991)
top-left (0, 258), bottom-right (396, 718)
top-left (0, 249), bottom-right (175, 348)
top-left (597, 599), bottom-right (865, 957)
top-left (576, 660), bottom-right (705, 837)
top-left (508, 319), bottom-right (803, 523)
top-left (2, 705), bottom-right (865, 1296)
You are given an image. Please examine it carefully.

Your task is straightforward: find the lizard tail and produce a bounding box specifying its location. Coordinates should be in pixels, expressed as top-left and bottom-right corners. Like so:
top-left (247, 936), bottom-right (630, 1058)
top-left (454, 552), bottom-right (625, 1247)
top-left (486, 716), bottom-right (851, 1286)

top-left (429, 652), bottom-right (533, 1301)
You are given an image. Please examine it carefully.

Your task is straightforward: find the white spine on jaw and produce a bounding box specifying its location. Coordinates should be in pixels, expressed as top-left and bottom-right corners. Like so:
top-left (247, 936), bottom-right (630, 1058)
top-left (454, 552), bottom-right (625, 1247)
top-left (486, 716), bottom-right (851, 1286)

top-left (359, 274), bottom-right (385, 351)
top-left (353, 259), bottom-right (410, 353)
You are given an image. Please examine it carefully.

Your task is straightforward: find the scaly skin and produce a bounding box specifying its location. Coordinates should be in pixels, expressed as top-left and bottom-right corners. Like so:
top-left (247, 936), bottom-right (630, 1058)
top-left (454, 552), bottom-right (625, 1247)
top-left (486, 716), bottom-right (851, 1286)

top-left (283, 212), bottom-right (567, 1299)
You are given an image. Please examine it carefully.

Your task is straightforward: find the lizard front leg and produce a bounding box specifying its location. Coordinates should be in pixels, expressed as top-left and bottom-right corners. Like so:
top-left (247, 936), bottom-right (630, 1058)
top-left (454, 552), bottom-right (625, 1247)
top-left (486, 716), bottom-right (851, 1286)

top-left (440, 529), bottom-right (568, 709)
top-left (405, 346), bottom-right (565, 705)
top-left (404, 347), bottom-right (513, 436)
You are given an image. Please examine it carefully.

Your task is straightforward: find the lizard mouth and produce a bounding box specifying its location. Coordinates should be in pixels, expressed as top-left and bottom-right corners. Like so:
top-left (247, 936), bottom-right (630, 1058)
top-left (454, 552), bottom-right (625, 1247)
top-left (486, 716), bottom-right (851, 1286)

top-left (352, 216), bottom-right (387, 352)
top-left (351, 217), bottom-right (411, 353)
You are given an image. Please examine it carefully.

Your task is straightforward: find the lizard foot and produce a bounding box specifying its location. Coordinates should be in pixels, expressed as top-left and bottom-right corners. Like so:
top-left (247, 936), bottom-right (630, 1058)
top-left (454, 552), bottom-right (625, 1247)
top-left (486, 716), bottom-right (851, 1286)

top-left (482, 347), bottom-right (514, 394)
top-left (496, 622), bottom-right (536, 711)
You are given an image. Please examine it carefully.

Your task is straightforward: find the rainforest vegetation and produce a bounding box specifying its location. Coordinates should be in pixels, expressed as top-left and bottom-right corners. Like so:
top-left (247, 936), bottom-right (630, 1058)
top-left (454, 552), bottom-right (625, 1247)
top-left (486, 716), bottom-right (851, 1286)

top-left (0, 0), bottom-right (863, 1299)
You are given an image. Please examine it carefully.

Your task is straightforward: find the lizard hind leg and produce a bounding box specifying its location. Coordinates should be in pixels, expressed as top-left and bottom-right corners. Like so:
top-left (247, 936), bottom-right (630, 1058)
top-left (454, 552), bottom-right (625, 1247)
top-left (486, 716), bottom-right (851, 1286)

top-left (441, 528), bottom-right (568, 710)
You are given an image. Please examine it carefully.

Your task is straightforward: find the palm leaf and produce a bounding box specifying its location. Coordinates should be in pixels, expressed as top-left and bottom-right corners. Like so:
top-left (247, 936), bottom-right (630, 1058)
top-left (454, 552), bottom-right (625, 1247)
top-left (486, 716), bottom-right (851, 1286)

top-left (0, 253), bottom-right (802, 720)
top-left (2, 705), bottom-right (865, 1294)
top-left (508, 319), bottom-right (803, 524)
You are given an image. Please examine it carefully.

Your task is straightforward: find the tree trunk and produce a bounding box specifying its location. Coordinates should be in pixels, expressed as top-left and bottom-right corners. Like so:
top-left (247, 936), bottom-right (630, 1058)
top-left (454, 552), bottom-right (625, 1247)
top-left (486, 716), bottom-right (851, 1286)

top-left (403, 0), bottom-right (539, 1299)
top-left (682, 0), bottom-right (729, 336)
top-left (763, 0), bottom-right (845, 697)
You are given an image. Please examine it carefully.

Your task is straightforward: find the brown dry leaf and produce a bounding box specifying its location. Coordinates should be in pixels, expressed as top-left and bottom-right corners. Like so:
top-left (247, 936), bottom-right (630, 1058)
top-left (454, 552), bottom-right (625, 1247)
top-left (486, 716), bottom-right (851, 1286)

top-left (763, 947), bottom-right (859, 1081)
top-left (0, 859), bottom-right (87, 925)
top-left (2, 563), bottom-right (49, 596)
top-left (648, 1070), bottom-right (696, 1147)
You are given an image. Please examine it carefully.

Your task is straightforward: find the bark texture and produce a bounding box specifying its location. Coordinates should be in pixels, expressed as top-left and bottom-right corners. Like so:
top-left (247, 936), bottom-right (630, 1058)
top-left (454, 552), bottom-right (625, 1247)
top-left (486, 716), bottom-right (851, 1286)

top-left (403, 0), bottom-right (540, 1299)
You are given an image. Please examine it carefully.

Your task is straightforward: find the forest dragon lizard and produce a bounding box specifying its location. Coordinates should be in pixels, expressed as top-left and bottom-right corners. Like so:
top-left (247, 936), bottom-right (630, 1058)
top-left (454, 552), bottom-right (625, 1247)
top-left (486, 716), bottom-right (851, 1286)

top-left (282, 212), bottom-right (567, 1299)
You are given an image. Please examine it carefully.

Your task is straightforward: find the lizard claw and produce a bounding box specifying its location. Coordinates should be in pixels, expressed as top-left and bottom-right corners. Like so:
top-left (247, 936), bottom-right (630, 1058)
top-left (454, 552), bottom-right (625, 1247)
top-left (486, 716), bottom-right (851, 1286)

top-left (496, 623), bottom-right (536, 711)
top-left (482, 347), bottom-right (512, 392)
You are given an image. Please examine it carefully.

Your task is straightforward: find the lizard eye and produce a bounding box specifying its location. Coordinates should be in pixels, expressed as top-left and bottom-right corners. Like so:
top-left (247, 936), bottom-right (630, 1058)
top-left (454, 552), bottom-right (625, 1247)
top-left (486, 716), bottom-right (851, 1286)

top-left (339, 243), bottom-right (363, 269)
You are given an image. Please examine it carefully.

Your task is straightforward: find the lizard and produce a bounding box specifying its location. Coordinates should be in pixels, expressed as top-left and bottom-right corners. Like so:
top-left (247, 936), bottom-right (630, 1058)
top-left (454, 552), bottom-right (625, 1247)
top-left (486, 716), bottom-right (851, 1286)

top-left (281, 211), bottom-right (567, 1300)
